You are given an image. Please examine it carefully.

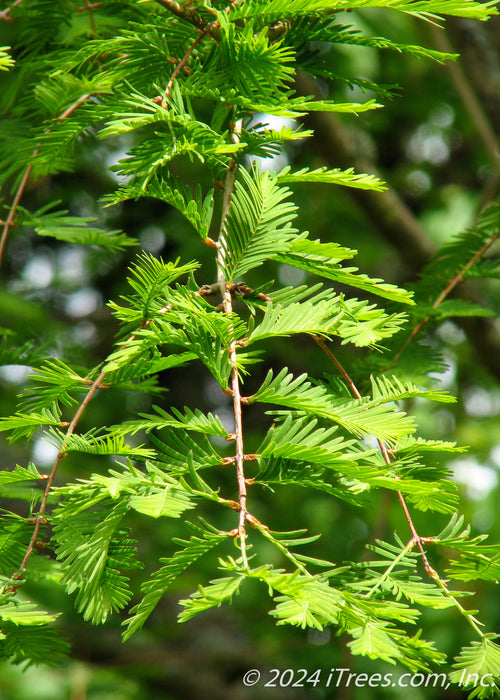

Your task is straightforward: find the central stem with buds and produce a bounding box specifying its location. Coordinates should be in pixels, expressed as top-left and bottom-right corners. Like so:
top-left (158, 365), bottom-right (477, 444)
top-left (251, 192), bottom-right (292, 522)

top-left (216, 118), bottom-right (249, 567)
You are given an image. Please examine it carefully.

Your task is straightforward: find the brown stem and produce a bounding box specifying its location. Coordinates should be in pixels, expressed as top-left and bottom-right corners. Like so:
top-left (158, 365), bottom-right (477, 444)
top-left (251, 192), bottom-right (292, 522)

top-left (84, 0), bottom-right (97, 37)
top-left (315, 338), bottom-right (362, 400)
top-left (393, 230), bottom-right (500, 363)
top-left (8, 318), bottom-right (154, 591)
top-left (162, 30), bottom-right (207, 107)
top-left (0, 93), bottom-right (91, 271)
top-left (0, 161), bottom-right (36, 270)
top-left (216, 119), bottom-right (249, 566)
top-left (0, 0), bottom-right (23, 21)
top-left (314, 337), bottom-right (437, 577)
top-left (9, 368), bottom-right (107, 586)
top-left (228, 345), bottom-right (248, 563)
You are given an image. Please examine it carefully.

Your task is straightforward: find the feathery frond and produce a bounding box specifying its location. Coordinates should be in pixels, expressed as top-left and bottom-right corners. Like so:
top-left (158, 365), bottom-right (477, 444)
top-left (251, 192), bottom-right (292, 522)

top-left (219, 167), bottom-right (298, 281)
top-left (123, 523), bottom-right (227, 640)
top-left (250, 368), bottom-right (416, 443)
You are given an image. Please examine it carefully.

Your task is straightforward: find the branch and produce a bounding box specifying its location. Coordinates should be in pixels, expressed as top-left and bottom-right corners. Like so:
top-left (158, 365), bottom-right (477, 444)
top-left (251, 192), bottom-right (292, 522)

top-left (152, 0), bottom-right (214, 34)
top-left (295, 71), bottom-right (500, 381)
top-left (152, 0), bottom-right (245, 41)
top-left (393, 229), bottom-right (500, 363)
top-left (0, 0), bottom-right (23, 21)
top-left (364, 539), bottom-right (416, 598)
top-left (83, 0), bottom-right (98, 38)
top-left (7, 314), bottom-right (160, 591)
top-left (8, 369), bottom-right (107, 588)
top-left (215, 118), bottom-right (250, 567)
top-left (0, 93), bottom-right (92, 271)
top-left (162, 29), bottom-right (207, 107)
top-left (314, 338), bottom-right (487, 639)
top-left (313, 337), bottom-right (437, 577)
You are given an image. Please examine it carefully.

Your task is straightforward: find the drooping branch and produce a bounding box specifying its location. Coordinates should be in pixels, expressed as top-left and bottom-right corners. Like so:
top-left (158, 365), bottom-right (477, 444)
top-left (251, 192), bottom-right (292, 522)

top-left (0, 93), bottom-right (92, 271)
top-left (8, 368), bottom-right (107, 589)
top-left (295, 71), bottom-right (500, 381)
top-left (162, 29), bottom-right (207, 107)
top-left (393, 229), bottom-right (500, 363)
top-left (314, 338), bottom-right (488, 638)
top-left (7, 313), bottom-right (165, 590)
top-left (313, 336), bottom-right (437, 576)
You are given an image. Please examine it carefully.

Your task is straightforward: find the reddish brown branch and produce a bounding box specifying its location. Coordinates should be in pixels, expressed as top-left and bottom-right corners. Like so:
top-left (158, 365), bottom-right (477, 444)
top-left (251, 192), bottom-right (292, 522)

top-left (0, 93), bottom-right (91, 271)
top-left (9, 368), bottom-right (107, 588)
top-left (215, 119), bottom-right (250, 566)
top-left (0, 160), bottom-right (36, 269)
top-left (77, 1), bottom-right (101, 11)
top-left (314, 337), bottom-right (437, 577)
top-left (0, 0), bottom-right (23, 21)
top-left (228, 338), bottom-right (248, 560)
top-left (393, 230), bottom-right (500, 363)
top-left (162, 30), bottom-right (207, 107)
top-left (8, 316), bottom-right (157, 591)
top-left (315, 338), bottom-right (362, 400)
top-left (84, 0), bottom-right (97, 37)
top-left (315, 223), bottom-right (499, 575)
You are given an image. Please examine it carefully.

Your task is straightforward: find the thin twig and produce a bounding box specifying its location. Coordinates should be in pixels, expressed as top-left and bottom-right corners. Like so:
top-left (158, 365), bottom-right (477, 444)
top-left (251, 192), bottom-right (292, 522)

top-left (0, 93), bottom-right (92, 271)
top-left (364, 539), bottom-right (416, 598)
top-left (157, 5), bottom-right (249, 563)
top-left (156, 0), bottom-right (242, 107)
top-left (84, 0), bottom-right (97, 38)
top-left (0, 0), bottom-right (23, 21)
top-left (393, 230), bottom-right (500, 363)
top-left (7, 317), bottom-right (157, 591)
top-left (314, 337), bottom-right (437, 577)
top-left (316, 338), bottom-right (491, 636)
top-left (434, 576), bottom-right (485, 638)
top-left (9, 369), bottom-right (107, 587)
top-left (0, 161), bottom-right (36, 269)
top-left (162, 29), bottom-right (206, 107)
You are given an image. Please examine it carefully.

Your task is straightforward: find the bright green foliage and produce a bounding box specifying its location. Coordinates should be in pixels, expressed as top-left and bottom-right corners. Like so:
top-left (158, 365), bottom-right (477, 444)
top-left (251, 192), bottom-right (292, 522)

top-left (275, 235), bottom-right (416, 304)
top-left (104, 177), bottom-right (215, 242)
top-left (0, 408), bottom-right (65, 442)
top-left (414, 200), bottom-right (500, 309)
top-left (0, 620), bottom-right (69, 668)
top-left (227, 0), bottom-right (496, 21)
top-left (0, 0), bottom-right (499, 695)
top-left (123, 522), bottom-right (227, 639)
top-left (0, 47), bottom-right (14, 71)
top-left (449, 638), bottom-right (500, 698)
top-left (21, 205), bottom-right (137, 251)
top-left (219, 167), bottom-right (298, 280)
top-left (251, 367), bottom-right (417, 442)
